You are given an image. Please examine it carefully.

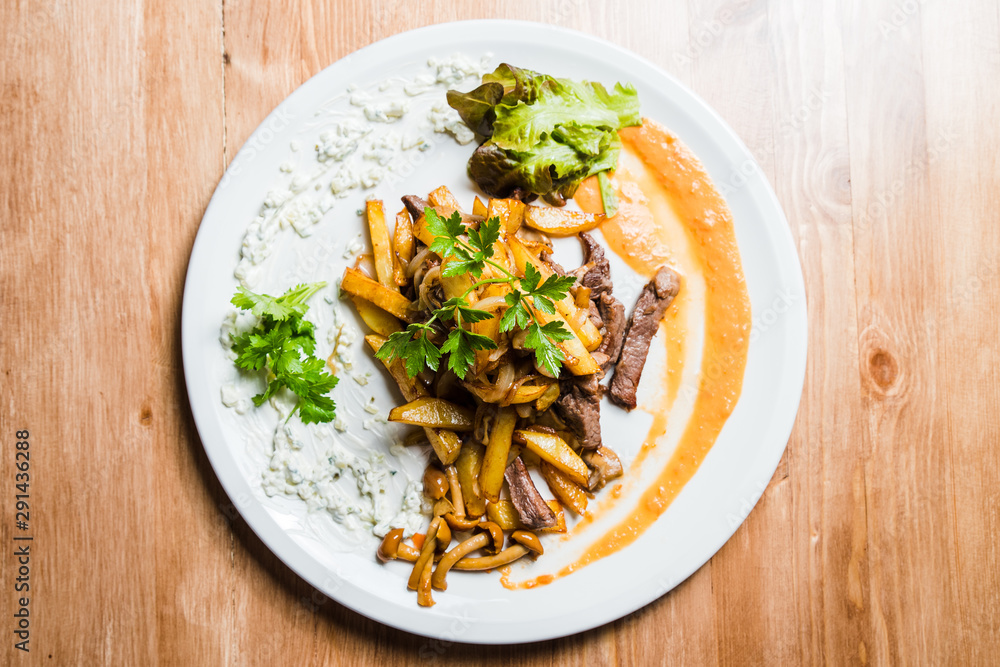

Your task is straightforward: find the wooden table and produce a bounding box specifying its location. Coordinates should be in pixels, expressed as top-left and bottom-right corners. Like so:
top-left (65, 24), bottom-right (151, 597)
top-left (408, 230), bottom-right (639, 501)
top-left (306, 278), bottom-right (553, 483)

top-left (2, 0), bottom-right (998, 664)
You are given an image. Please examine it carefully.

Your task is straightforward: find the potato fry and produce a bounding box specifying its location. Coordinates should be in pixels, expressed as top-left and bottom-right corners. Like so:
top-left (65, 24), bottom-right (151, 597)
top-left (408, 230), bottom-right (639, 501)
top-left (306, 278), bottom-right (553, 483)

top-left (508, 380), bottom-right (557, 404)
top-left (536, 383), bottom-right (560, 412)
top-left (341, 268), bottom-right (415, 321)
top-left (425, 428), bottom-right (462, 465)
top-left (515, 429), bottom-right (590, 487)
top-left (472, 196), bottom-right (488, 217)
top-left (485, 499), bottom-right (519, 530)
top-left (389, 398), bottom-right (475, 431)
top-left (352, 296), bottom-right (402, 337)
top-left (481, 406), bottom-right (516, 503)
top-left (393, 207), bottom-right (414, 287)
top-left (487, 198), bottom-right (525, 237)
top-left (365, 200), bottom-right (397, 290)
top-left (523, 205), bottom-right (604, 236)
top-left (428, 185), bottom-right (463, 210)
top-left (539, 462), bottom-right (588, 516)
top-left (541, 500), bottom-right (567, 533)
top-left (455, 442), bottom-right (486, 518)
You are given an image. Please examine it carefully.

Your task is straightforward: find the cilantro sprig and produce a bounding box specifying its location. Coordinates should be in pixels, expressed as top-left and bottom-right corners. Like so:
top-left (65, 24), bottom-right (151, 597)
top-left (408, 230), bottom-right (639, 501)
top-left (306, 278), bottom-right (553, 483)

top-left (230, 282), bottom-right (339, 424)
top-left (376, 208), bottom-right (576, 379)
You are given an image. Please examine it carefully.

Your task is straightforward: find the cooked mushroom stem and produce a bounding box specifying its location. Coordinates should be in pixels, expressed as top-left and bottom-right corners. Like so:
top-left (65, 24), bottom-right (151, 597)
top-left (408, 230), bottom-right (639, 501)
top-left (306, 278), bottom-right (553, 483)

top-left (451, 545), bottom-right (531, 571)
top-left (444, 465), bottom-right (466, 519)
top-left (407, 517), bottom-right (441, 591)
top-left (417, 555), bottom-right (435, 607)
top-left (432, 533), bottom-right (489, 590)
top-left (377, 528), bottom-right (405, 563)
top-left (443, 513), bottom-right (480, 532)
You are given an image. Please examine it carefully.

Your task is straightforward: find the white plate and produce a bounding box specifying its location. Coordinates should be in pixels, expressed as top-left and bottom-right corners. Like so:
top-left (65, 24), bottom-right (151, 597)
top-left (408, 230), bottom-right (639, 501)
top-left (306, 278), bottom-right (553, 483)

top-left (182, 20), bottom-right (806, 644)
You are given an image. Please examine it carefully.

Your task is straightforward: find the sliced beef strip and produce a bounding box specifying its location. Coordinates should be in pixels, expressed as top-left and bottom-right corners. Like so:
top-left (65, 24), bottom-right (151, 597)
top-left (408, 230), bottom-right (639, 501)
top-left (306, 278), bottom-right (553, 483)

top-left (401, 195), bottom-right (431, 220)
top-left (539, 250), bottom-right (567, 276)
top-left (574, 233), bottom-right (628, 370)
top-left (594, 291), bottom-right (626, 368)
top-left (609, 265), bottom-right (682, 410)
top-left (504, 457), bottom-right (557, 530)
top-left (578, 233), bottom-right (613, 297)
top-left (588, 301), bottom-right (603, 330)
top-left (554, 375), bottom-right (603, 450)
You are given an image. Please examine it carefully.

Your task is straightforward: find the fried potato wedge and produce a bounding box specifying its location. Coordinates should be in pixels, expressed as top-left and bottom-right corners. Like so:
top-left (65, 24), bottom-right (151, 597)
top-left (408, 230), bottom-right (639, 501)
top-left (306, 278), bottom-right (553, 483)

top-left (428, 185), bottom-right (463, 210)
top-left (481, 406), bottom-right (517, 503)
top-left (455, 442), bottom-right (486, 518)
top-left (508, 380), bottom-right (557, 404)
top-left (487, 198), bottom-right (525, 237)
top-left (472, 196), bottom-right (488, 217)
top-left (389, 398), bottom-right (475, 431)
top-left (366, 200), bottom-right (396, 290)
top-left (540, 462), bottom-right (589, 516)
top-left (393, 207), bottom-right (415, 287)
top-left (425, 428), bottom-right (462, 465)
top-left (341, 268), bottom-right (415, 321)
top-left (515, 429), bottom-right (590, 487)
top-left (522, 205), bottom-right (604, 236)
top-left (352, 296), bottom-right (402, 338)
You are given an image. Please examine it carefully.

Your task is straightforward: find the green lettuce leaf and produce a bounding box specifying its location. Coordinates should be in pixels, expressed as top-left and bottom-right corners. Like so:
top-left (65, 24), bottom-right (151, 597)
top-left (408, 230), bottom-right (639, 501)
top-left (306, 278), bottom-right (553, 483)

top-left (448, 63), bottom-right (641, 200)
top-left (445, 82), bottom-right (504, 137)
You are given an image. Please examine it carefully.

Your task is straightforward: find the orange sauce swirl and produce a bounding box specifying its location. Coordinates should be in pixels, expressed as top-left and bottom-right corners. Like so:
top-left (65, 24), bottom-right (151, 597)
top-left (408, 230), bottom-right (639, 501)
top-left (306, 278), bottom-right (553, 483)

top-left (502, 119), bottom-right (751, 588)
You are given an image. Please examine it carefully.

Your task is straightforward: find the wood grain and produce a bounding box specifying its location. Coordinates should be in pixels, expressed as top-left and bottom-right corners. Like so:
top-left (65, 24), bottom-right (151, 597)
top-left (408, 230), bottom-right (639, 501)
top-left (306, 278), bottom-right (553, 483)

top-left (2, 0), bottom-right (998, 664)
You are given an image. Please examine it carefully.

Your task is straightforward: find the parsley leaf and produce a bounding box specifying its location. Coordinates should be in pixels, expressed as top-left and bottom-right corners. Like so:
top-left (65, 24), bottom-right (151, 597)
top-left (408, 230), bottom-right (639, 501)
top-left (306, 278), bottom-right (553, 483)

top-left (376, 323), bottom-right (442, 378)
top-left (467, 216), bottom-right (501, 258)
top-left (520, 263), bottom-right (543, 292)
top-left (435, 297), bottom-right (494, 324)
top-left (440, 327), bottom-right (498, 379)
top-left (403, 204), bottom-right (582, 380)
top-left (425, 209), bottom-right (466, 259)
top-left (525, 320), bottom-right (573, 377)
top-left (229, 283), bottom-right (339, 424)
top-left (529, 273), bottom-right (577, 301)
top-left (231, 283), bottom-right (325, 322)
top-left (499, 291), bottom-right (530, 332)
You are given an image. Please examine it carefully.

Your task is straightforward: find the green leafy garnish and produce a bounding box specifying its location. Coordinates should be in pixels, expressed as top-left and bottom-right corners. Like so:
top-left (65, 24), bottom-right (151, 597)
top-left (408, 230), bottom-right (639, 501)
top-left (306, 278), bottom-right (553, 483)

top-left (447, 63), bottom-right (641, 202)
top-left (597, 171), bottom-right (619, 217)
top-left (375, 208), bottom-right (576, 380)
top-left (230, 282), bottom-right (339, 424)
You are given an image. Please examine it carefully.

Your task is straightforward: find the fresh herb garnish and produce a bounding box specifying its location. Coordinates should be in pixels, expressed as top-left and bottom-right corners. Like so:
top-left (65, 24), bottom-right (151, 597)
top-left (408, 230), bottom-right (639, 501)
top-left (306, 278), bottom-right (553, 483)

top-left (230, 282), bottom-right (339, 424)
top-left (375, 208), bottom-right (575, 379)
top-left (597, 171), bottom-right (619, 217)
top-left (447, 63), bottom-right (641, 202)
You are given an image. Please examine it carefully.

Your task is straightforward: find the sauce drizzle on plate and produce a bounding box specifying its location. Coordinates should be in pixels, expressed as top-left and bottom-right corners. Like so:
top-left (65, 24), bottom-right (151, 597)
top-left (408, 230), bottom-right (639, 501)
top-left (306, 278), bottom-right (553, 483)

top-left (502, 119), bottom-right (751, 589)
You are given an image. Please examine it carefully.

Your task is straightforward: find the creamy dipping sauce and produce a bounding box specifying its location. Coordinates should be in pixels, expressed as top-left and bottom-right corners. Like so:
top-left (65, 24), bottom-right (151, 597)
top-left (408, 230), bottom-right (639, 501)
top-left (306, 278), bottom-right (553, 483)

top-left (503, 119), bottom-right (752, 587)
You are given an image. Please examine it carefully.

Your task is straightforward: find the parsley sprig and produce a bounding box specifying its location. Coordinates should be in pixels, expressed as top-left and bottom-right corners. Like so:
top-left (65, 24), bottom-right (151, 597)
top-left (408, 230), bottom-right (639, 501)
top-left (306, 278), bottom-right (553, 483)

top-left (375, 208), bottom-right (576, 380)
top-left (230, 282), bottom-right (339, 424)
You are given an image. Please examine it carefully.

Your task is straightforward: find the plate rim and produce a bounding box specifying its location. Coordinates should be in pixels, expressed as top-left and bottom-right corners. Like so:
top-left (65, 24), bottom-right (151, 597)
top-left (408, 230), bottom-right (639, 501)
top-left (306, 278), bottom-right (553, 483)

top-left (181, 18), bottom-right (808, 644)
